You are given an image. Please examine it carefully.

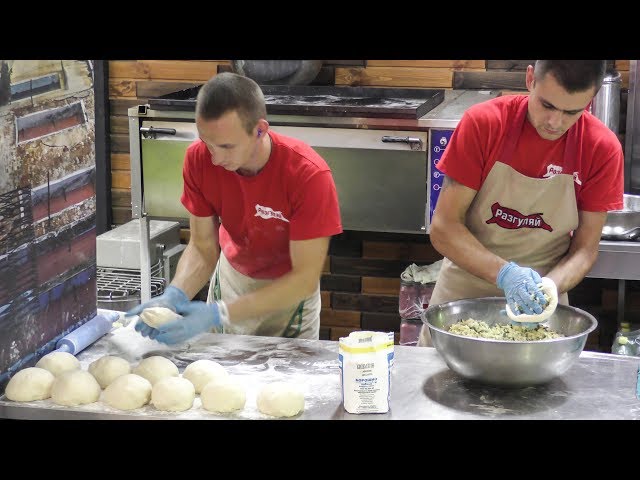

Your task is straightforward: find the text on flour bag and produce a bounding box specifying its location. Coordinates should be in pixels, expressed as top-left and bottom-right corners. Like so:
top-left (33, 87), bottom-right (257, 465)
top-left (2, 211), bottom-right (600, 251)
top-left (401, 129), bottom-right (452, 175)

top-left (338, 331), bottom-right (394, 414)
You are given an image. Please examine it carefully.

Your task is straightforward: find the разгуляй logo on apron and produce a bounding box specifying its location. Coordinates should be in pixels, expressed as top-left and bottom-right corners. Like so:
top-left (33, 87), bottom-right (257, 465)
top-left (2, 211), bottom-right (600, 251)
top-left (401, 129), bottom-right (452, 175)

top-left (486, 202), bottom-right (553, 232)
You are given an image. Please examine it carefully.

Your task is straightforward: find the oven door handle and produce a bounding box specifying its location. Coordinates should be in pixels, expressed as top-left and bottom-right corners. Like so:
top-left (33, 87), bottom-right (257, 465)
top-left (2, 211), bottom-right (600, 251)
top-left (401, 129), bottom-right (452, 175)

top-left (140, 126), bottom-right (177, 139)
top-left (381, 135), bottom-right (423, 151)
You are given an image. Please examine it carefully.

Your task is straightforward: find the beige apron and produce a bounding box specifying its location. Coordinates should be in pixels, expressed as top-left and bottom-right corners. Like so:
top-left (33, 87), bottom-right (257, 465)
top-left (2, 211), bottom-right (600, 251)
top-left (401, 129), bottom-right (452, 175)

top-left (419, 99), bottom-right (580, 346)
top-left (206, 251), bottom-right (321, 339)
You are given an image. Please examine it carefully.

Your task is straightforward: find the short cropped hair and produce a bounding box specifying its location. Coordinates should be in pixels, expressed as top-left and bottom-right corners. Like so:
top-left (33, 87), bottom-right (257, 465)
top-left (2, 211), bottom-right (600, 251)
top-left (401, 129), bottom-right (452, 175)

top-left (196, 72), bottom-right (267, 134)
top-left (534, 60), bottom-right (607, 94)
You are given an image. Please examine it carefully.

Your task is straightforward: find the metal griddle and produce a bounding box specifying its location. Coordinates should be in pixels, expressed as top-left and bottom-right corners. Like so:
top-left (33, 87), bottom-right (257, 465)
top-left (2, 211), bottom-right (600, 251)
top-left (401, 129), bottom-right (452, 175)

top-left (147, 85), bottom-right (445, 119)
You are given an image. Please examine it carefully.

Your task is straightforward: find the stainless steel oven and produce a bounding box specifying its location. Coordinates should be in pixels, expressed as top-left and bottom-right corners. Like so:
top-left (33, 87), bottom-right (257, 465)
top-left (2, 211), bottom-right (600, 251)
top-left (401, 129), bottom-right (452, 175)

top-left (135, 119), bottom-right (430, 234)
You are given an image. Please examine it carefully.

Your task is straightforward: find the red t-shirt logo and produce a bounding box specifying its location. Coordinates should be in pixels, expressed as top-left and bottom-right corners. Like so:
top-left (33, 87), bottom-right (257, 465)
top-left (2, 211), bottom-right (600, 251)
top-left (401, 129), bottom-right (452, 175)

top-left (486, 202), bottom-right (553, 232)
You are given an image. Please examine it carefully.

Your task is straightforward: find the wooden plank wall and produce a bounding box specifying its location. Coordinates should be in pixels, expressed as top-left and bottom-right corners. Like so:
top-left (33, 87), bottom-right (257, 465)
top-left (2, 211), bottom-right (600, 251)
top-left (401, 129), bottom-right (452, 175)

top-left (107, 59), bottom-right (634, 350)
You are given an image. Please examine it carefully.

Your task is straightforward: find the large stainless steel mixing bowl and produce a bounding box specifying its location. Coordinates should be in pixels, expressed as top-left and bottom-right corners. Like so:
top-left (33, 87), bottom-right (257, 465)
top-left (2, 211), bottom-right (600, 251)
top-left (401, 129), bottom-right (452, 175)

top-left (422, 297), bottom-right (597, 387)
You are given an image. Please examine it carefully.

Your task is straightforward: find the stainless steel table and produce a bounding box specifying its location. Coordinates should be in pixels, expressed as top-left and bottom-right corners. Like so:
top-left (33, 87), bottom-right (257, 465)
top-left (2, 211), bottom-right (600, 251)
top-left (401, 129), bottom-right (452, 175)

top-left (1, 331), bottom-right (639, 420)
top-left (588, 240), bottom-right (640, 329)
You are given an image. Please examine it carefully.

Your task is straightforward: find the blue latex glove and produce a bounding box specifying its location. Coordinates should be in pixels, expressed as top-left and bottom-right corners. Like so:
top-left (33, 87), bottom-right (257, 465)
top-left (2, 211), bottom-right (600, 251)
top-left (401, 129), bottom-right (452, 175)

top-left (154, 300), bottom-right (224, 345)
top-left (125, 285), bottom-right (189, 338)
top-left (496, 262), bottom-right (548, 316)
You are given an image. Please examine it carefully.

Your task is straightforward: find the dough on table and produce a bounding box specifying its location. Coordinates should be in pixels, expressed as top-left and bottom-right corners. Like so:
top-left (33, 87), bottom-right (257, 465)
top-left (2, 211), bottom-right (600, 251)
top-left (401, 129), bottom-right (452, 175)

top-left (151, 376), bottom-right (195, 412)
top-left (256, 382), bottom-right (305, 418)
top-left (35, 351), bottom-right (81, 377)
top-left (182, 359), bottom-right (228, 394)
top-left (51, 370), bottom-right (101, 406)
top-left (5, 367), bottom-right (55, 402)
top-left (132, 356), bottom-right (179, 385)
top-left (200, 376), bottom-right (246, 413)
top-left (102, 373), bottom-right (152, 410)
top-left (139, 307), bottom-right (182, 328)
top-left (88, 355), bottom-right (131, 389)
top-left (506, 276), bottom-right (559, 323)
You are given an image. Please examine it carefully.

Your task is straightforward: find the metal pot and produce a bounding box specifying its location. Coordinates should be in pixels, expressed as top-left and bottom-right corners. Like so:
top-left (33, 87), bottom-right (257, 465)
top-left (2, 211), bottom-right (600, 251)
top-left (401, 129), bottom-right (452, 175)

top-left (422, 297), bottom-right (597, 387)
top-left (230, 60), bottom-right (323, 85)
top-left (591, 69), bottom-right (622, 134)
top-left (601, 194), bottom-right (640, 241)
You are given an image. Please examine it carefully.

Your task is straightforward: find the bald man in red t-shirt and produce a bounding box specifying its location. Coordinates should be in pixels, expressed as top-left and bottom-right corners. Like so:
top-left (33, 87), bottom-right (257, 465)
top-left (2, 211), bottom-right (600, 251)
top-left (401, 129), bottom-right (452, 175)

top-left (127, 73), bottom-right (342, 344)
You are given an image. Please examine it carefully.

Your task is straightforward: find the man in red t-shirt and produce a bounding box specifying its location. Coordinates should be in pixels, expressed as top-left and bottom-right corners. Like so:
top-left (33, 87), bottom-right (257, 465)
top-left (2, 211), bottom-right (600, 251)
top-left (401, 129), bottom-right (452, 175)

top-left (419, 60), bottom-right (624, 346)
top-left (127, 73), bottom-right (343, 343)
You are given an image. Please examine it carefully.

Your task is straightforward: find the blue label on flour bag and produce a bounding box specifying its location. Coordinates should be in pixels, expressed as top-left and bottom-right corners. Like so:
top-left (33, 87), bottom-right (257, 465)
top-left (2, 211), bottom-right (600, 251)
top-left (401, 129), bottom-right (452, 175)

top-left (338, 331), bottom-right (394, 414)
top-left (429, 129), bottom-right (453, 224)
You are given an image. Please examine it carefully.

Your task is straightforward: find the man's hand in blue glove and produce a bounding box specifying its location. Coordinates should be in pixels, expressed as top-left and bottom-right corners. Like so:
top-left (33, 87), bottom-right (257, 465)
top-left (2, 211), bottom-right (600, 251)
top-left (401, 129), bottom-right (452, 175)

top-left (154, 300), bottom-right (226, 345)
top-left (125, 285), bottom-right (189, 338)
top-left (496, 262), bottom-right (548, 315)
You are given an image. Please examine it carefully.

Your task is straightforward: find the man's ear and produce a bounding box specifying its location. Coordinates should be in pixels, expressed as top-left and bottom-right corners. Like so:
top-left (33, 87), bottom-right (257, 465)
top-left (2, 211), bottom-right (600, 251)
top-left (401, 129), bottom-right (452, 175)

top-left (526, 64), bottom-right (535, 92)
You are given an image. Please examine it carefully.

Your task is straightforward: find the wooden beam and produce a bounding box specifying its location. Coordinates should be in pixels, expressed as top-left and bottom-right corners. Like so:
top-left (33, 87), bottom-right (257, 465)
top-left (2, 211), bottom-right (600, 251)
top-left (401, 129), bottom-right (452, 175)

top-left (110, 153), bottom-right (130, 170)
top-left (453, 71), bottom-right (526, 90)
top-left (321, 291), bottom-right (331, 307)
top-left (336, 67), bottom-right (453, 88)
top-left (111, 170), bottom-right (131, 189)
top-left (321, 274), bottom-right (361, 293)
top-left (109, 116), bottom-right (129, 135)
top-left (110, 134), bottom-right (130, 154)
top-left (111, 188), bottom-right (131, 207)
top-left (621, 70), bottom-right (629, 89)
top-left (109, 79), bottom-right (136, 97)
top-left (320, 309), bottom-right (361, 328)
top-left (136, 80), bottom-right (203, 98)
top-left (112, 206), bottom-right (132, 225)
top-left (108, 60), bottom-right (228, 81)
top-left (332, 292), bottom-right (399, 313)
top-left (615, 60), bottom-right (630, 71)
top-left (367, 60), bottom-right (485, 69)
top-left (331, 256), bottom-right (410, 278)
top-left (361, 312), bottom-right (401, 332)
top-left (487, 60), bottom-right (534, 71)
top-left (361, 277), bottom-right (401, 295)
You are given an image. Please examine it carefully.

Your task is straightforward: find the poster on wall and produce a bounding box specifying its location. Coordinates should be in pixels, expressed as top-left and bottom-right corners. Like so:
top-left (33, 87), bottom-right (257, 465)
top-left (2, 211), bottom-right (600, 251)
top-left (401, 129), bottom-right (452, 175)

top-left (0, 60), bottom-right (97, 384)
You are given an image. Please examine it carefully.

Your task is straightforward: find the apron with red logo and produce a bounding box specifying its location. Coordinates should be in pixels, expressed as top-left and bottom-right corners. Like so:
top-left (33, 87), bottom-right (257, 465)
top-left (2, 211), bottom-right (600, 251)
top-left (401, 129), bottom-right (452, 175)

top-left (206, 251), bottom-right (321, 339)
top-left (419, 99), bottom-right (580, 346)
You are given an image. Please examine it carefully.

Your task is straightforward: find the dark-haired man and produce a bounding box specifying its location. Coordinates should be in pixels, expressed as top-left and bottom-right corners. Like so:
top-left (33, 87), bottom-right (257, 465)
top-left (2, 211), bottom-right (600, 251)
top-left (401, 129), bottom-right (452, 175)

top-left (419, 60), bottom-right (623, 346)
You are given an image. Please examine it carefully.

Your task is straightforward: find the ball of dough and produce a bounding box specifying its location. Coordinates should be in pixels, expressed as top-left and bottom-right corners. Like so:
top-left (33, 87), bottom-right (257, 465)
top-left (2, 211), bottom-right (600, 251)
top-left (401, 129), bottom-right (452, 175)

top-left (88, 355), bottom-right (131, 389)
top-left (139, 306), bottom-right (182, 328)
top-left (506, 276), bottom-right (559, 323)
top-left (256, 382), bottom-right (305, 418)
top-left (151, 376), bottom-right (195, 412)
top-left (132, 356), bottom-right (179, 385)
top-left (182, 359), bottom-right (228, 393)
top-left (5, 367), bottom-right (55, 402)
top-left (201, 376), bottom-right (246, 413)
top-left (35, 351), bottom-right (81, 377)
top-left (51, 370), bottom-right (101, 406)
top-left (102, 374), bottom-right (152, 410)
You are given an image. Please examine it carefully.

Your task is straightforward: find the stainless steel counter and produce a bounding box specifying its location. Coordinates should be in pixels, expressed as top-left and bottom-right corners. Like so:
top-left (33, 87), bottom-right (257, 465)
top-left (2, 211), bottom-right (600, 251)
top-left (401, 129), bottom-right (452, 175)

top-left (1, 331), bottom-right (638, 420)
top-left (590, 240), bottom-right (640, 281)
top-left (588, 240), bottom-right (640, 329)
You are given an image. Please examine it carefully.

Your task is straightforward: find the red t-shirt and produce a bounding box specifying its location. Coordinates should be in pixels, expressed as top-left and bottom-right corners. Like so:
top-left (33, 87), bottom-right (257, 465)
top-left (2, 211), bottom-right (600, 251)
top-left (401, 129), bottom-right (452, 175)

top-left (181, 130), bottom-right (343, 279)
top-left (437, 95), bottom-right (624, 212)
